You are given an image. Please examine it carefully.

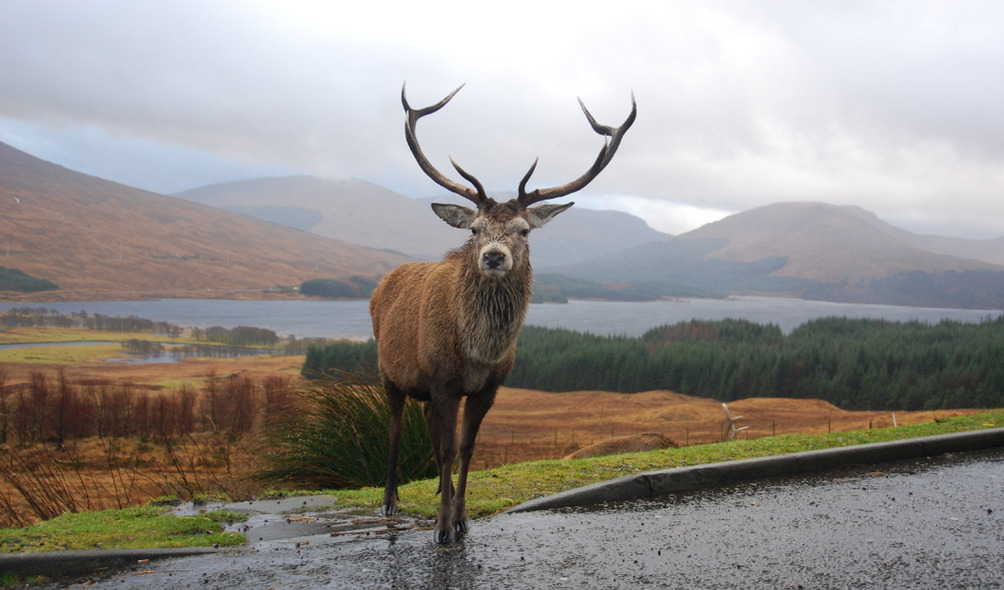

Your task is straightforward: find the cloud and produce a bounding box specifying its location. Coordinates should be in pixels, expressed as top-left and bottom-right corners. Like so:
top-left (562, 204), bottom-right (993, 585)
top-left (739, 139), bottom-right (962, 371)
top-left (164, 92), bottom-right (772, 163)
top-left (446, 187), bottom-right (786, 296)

top-left (2, 0), bottom-right (1004, 238)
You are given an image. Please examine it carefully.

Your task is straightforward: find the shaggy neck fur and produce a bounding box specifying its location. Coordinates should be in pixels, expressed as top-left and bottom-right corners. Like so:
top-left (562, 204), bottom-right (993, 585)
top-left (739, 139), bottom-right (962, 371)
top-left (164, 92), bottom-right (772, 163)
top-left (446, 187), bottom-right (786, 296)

top-left (450, 244), bottom-right (533, 367)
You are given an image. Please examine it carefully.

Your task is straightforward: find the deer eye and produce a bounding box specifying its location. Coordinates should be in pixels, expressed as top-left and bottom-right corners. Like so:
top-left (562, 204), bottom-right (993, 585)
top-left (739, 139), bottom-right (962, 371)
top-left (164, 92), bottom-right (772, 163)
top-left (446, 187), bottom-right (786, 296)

top-left (520, 229), bottom-right (530, 238)
top-left (470, 227), bottom-right (478, 236)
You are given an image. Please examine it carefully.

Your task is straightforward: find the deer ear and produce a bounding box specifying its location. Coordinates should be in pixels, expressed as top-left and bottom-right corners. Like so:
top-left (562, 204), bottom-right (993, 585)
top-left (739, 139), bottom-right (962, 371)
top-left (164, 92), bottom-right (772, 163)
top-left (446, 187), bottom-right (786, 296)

top-left (526, 202), bottom-right (573, 229)
top-left (431, 203), bottom-right (477, 229)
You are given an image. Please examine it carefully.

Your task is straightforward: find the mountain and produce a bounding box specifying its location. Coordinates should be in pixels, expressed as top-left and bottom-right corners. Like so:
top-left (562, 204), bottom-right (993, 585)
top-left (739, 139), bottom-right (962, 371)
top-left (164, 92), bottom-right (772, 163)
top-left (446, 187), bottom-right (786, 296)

top-left (681, 202), bottom-right (1000, 283)
top-left (879, 228), bottom-right (1004, 267)
top-left (174, 176), bottom-right (454, 259)
top-left (558, 202), bottom-right (1004, 309)
top-left (0, 141), bottom-right (411, 299)
top-left (174, 177), bottom-right (670, 266)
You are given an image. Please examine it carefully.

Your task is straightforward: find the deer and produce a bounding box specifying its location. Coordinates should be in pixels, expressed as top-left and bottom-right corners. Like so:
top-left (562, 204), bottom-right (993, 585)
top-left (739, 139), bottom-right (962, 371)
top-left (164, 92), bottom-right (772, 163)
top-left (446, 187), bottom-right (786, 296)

top-left (369, 83), bottom-right (636, 543)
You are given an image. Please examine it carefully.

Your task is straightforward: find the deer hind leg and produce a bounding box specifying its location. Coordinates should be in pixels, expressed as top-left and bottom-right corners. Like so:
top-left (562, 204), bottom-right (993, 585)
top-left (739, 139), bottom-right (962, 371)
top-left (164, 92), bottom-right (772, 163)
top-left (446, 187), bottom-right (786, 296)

top-left (381, 380), bottom-right (406, 517)
top-left (453, 390), bottom-right (497, 535)
top-left (424, 392), bottom-right (460, 544)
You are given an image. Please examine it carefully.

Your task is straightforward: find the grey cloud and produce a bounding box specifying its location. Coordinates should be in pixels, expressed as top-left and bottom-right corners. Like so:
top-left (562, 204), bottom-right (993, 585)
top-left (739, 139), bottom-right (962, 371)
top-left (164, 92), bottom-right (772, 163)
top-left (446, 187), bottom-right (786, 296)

top-left (2, 1), bottom-right (1004, 238)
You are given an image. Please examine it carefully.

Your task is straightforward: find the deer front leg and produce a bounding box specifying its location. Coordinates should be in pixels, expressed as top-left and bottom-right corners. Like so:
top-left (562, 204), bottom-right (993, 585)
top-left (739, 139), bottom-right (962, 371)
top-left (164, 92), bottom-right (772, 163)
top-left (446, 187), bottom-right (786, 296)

top-left (424, 401), bottom-right (455, 498)
top-left (425, 393), bottom-right (460, 544)
top-left (381, 382), bottom-right (406, 517)
top-left (453, 390), bottom-right (496, 535)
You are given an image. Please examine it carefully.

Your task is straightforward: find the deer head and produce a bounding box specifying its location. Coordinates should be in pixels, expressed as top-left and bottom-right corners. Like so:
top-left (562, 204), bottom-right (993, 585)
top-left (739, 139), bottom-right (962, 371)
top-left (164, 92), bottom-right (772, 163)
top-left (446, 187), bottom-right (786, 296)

top-left (403, 83), bottom-right (637, 278)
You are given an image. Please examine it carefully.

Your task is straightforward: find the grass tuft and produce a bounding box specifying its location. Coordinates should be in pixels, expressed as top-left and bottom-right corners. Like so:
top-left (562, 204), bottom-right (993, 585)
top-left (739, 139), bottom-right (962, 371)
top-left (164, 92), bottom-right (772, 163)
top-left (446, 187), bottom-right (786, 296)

top-left (253, 371), bottom-right (436, 489)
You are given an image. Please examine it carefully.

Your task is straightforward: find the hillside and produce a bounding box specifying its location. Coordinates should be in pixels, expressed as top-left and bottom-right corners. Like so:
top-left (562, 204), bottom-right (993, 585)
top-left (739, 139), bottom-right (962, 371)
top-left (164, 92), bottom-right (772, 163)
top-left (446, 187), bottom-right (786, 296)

top-left (174, 176), bottom-right (453, 260)
top-left (0, 141), bottom-right (411, 300)
top-left (558, 202), bottom-right (1004, 308)
top-left (682, 202), bottom-right (1000, 283)
top-left (174, 176), bottom-right (670, 266)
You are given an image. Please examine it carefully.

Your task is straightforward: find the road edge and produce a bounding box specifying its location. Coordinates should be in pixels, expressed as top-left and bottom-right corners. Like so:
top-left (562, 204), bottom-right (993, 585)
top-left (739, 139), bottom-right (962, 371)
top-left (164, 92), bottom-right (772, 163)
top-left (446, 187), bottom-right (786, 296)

top-left (507, 427), bottom-right (1004, 513)
top-left (0, 546), bottom-right (219, 580)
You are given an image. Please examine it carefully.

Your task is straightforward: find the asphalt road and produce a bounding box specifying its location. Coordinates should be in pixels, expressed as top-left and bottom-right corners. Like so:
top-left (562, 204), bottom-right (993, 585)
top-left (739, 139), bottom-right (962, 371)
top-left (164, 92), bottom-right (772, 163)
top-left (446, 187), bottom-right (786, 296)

top-left (41, 447), bottom-right (1003, 589)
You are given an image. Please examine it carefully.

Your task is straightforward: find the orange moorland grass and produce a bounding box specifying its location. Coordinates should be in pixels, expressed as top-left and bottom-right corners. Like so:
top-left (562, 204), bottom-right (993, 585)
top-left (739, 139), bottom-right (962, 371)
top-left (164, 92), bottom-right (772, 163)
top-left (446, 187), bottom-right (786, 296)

top-left (0, 352), bottom-right (985, 528)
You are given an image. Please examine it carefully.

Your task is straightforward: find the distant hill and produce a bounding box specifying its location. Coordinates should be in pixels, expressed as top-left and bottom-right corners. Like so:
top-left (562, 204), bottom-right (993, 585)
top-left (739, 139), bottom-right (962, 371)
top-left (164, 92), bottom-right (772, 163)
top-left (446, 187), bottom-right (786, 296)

top-left (558, 202), bottom-right (1004, 309)
top-left (681, 202), bottom-right (1000, 283)
top-left (174, 176), bottom-right (450, 259)
top-left (174, 176), bottom-right (670, 266)
top-left (0, 141), bottom-right (411, 300)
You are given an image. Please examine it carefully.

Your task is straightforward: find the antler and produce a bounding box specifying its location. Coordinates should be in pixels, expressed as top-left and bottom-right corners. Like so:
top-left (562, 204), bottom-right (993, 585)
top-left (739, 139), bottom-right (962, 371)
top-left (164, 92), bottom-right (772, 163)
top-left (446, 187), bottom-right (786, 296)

top-left (517, 93), bottom-right (637, 207)
top-left (402, 83), bottom-right (488, 206)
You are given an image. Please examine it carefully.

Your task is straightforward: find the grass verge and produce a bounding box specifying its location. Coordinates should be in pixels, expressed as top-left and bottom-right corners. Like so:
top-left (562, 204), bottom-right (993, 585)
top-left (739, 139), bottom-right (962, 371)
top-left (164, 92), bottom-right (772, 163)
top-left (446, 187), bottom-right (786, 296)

top-left (0, 410), bottom-right (1000, 553)
top-left (0, 505), bottom-right (247, 553)
top-left (331, 409), bottom-right (1004, 519)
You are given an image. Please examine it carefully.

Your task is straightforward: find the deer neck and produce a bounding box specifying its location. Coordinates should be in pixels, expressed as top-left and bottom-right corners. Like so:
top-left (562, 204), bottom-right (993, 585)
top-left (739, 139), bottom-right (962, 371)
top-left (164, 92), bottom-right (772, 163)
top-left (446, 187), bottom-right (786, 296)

top-left (454, 258), bottom-right (533, 367)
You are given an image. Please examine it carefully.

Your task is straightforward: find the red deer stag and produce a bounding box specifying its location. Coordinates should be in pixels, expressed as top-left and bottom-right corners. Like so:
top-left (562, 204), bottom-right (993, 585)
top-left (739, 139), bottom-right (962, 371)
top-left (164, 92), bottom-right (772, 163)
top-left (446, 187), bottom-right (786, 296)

top-left (370, 83), bottom-right (635, 543)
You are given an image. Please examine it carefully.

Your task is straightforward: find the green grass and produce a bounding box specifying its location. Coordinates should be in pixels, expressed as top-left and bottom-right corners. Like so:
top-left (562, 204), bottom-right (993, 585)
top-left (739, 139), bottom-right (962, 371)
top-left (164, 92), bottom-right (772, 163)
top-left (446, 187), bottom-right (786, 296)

top-left (0, 327), bottom-right (289, 365)
top-left (0, 326), bottom-right (198, 365)
top-left (0, 327), bottom-right (197, 345)
top-left (0, 505), bottom-right (247, 553)
top-left (0, 343), bottom-right (124, 365)
top-left (327, 410), bottom-right (1004, 519)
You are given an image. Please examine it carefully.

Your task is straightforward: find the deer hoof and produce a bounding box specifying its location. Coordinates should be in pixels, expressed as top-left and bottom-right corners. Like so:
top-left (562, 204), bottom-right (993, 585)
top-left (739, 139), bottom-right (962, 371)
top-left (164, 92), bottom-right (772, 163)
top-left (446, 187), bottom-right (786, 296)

top-left (381, 504), bottom-right (399, 517)
top-left (453, 517), bottom-right (469, 534)
top-left (434, 527), bottom-right (456, 544)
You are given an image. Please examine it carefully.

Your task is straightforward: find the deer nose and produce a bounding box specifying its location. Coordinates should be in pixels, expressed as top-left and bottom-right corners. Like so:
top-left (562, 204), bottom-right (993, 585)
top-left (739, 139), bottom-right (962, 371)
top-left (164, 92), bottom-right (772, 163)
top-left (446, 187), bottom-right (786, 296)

top-left (483, 251), bottom-right (506, 269)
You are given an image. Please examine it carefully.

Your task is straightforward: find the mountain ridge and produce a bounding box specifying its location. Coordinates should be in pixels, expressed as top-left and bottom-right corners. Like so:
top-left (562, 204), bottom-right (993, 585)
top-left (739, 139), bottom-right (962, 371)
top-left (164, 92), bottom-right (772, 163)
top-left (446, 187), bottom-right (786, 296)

top-left (681, 202), bottom-right (1002, 283)
top-left (174, 177), bottom-right (671, 266)
top-left (555, 201), bottom-right (1004, 308)
top-left (0, 141), bottom-right (411, 300)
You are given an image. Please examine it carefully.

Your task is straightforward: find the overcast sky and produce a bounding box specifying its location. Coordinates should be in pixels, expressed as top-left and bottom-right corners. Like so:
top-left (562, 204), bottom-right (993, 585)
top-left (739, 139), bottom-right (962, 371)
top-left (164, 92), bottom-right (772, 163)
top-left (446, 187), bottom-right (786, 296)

top-left (2, 0), bottom-right (1003, 238)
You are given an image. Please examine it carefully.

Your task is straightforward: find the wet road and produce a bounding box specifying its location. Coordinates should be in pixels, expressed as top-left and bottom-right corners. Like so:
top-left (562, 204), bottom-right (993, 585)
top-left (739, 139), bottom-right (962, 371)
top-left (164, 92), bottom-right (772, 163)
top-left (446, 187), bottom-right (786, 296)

top-left (58, 449), bottom-right (1003, 589)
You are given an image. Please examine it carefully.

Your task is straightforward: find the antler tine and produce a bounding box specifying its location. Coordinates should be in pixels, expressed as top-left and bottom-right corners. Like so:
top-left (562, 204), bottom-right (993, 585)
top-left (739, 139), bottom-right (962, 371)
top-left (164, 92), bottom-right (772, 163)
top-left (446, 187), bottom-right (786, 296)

top-left (518, 92), bottom-right (637, 207)
top-left (402, 83), bottom-right (487, 206)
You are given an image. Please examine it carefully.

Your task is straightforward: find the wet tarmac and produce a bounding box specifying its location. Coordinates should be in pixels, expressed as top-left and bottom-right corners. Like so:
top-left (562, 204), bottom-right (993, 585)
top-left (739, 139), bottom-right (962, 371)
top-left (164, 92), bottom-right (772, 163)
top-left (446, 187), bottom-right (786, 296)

top-left (45, 448), bottom-right (1003, 589)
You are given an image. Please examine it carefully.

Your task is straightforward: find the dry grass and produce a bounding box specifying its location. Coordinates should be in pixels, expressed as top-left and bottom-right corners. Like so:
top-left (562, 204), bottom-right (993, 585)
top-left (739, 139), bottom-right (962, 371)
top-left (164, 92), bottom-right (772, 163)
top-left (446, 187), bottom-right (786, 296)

top-left (471, 388), bottom-right (979, 469)
top-left (0, 352), bottom-right (984, 528)
top-left (0, 433), bottom-right (262, 528)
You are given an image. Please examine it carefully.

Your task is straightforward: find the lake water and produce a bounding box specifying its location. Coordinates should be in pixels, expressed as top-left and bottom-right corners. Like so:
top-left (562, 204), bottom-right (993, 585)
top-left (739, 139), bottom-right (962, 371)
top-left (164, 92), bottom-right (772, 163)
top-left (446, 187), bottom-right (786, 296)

top-left (2, 296), bottom-right (1000, 340)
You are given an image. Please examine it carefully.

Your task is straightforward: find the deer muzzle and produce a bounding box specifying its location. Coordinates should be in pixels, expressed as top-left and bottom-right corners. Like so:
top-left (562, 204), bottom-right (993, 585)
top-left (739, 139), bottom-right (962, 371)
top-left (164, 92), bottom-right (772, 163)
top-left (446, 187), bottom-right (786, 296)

top-left (479, 246), bottom-right (512, 277)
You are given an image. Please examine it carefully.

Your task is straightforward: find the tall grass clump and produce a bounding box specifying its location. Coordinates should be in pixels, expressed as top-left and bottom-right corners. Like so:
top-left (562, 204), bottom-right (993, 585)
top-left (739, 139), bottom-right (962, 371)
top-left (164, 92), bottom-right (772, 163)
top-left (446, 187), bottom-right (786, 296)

top-left (254, 371), bottom-right (435, 489)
